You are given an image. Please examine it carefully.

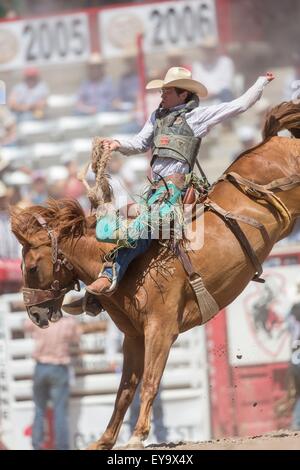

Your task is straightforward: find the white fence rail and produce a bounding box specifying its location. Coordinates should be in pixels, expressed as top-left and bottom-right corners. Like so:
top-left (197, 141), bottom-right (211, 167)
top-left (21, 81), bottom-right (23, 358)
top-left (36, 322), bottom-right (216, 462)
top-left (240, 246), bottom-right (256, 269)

top-left (0, 293), bottom-right (210, 449)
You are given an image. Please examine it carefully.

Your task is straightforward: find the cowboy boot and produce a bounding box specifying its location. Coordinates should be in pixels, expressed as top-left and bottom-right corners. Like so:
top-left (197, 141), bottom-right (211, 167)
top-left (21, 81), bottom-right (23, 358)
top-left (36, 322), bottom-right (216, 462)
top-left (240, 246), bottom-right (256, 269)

top-left (86, 275), bottom-right (117, 296)
top-left (62, 294), bottom-right (103, 316)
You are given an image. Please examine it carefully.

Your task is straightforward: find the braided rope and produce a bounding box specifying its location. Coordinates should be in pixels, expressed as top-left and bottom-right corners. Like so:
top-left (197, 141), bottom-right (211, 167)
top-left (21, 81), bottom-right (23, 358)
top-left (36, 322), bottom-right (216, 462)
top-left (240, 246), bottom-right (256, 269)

top-left (78, 137), bottom-right (113, 211)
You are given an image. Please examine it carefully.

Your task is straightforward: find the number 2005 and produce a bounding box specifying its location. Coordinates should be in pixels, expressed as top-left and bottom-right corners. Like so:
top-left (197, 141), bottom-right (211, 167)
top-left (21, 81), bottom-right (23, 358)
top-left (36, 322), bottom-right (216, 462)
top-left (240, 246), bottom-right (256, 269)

top-left (23, 17), bottom-right (87, 62)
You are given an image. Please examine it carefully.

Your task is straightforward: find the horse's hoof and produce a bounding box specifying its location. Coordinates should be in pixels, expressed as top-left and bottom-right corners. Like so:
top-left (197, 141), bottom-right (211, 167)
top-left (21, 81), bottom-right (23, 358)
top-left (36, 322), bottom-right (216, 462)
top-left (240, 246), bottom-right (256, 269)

top-left (86, 442), bottom-right (99, 450)
top-left (122, 437), bottom-right (145, 450)
top-left (86, 441), bottom-right (111, 450)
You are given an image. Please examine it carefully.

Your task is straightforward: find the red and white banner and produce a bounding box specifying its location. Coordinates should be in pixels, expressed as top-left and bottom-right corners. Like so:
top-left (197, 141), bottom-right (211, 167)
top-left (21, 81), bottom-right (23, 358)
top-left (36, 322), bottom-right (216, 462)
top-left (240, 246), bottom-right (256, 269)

top-left (0, 1), bottom-right (218, 69)
top-left (0, 12), bottom-right (90, 71)
top-left (98, 0), bottom-right (218, 58)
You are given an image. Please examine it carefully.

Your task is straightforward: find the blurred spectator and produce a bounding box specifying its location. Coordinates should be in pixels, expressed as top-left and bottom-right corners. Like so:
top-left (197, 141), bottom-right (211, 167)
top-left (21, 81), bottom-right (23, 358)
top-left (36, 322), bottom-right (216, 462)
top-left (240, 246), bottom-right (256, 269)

top-left (8, 67), bottom-right (49, 121)
top-left (192, 37), bottom-right (235, 103)
top-left (0, 181), bottom-right (21, 259)
top-left (0, 0), bottom-right (17, 18)
top-left (0, 81), bottom-right (4, 105)
top-left (232, 125), bottom-right (259, 161)
top-left (237, 126), bottom-right (259, 153)
top-left (283, 52), bottom-right (300, 101)
top-left (2, 170), bottom-right (32, 208)
top-left (287, 299), bottom-right (300, 430)
top-left (144, 69), bottom-right (162, 118)
top-left (237, 126), bottom-right (258, 150)
top-left (114, 56), bottom-right (139, 111)
top-left (120, 156), bottom-right (148, 195)
top-left (129, 383), bottom-right (168, 444)
top-left (167, 49), bottom-right (191, 71)
top-left (0, 154), bottom-right (10, 177)
top-left (255, 97), bottom-right (271, 128)
top-left (48, 181), bottom-right (67, 200)
top-left (103, 315), bottom-right (123, 372)
top-left (75, 53), bottom-right (116, 115)
top-left (0, 106), bottom-right (16, 146)
top-left (30, 171), bottom-right (48, 205)
top-left (24, 316), bottom-right (82, 450)
top-left (62, 157), bottom-right (85, 200)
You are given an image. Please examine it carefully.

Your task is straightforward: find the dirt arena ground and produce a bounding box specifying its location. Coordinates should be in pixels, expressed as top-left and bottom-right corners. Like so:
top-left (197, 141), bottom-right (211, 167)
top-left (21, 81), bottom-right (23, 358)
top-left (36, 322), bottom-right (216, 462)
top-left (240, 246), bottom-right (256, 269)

top-left (147, 430), bottom-right (300, 450)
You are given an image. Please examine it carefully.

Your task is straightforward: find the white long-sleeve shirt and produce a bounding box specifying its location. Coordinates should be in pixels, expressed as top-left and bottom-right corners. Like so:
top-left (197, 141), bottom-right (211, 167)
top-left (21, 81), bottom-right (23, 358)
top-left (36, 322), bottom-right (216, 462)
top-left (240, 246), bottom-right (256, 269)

top-left (118, 76), bottom-right (269, 178)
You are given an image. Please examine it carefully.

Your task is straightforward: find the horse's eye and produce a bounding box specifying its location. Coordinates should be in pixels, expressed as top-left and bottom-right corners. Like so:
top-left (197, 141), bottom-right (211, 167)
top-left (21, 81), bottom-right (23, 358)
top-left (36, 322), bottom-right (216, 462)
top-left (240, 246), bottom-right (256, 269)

top-left (29, 266), bottom-right (38, 274)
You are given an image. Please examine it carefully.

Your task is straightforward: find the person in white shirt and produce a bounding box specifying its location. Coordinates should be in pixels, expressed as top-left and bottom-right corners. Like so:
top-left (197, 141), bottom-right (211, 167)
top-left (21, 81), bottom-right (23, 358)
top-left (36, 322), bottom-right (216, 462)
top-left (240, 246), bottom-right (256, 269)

top-left (192, 38), bottom-right (235, 103)
top-left (0, 106), bottom-right (16, 146)
top-left (63, 66), bottom-right (274, 315)
top-left (283, 52), bottom-right (300, 102)
top-left (9, 67), bottom-right (49, 121)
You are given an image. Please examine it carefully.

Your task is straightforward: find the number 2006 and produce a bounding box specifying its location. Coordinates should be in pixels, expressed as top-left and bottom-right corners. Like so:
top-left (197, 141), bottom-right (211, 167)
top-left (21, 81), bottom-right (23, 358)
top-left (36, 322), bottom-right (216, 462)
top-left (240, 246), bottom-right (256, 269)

top-left (150, 3), bottom-right (215, 46)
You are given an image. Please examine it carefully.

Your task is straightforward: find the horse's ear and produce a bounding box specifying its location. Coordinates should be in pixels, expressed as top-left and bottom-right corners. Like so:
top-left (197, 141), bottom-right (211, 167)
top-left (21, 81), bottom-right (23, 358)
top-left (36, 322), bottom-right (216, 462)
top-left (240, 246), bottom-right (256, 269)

top-left (10, 206), bottom-right (30, 246)
top-left (12, 229), bottom-right (30, 246)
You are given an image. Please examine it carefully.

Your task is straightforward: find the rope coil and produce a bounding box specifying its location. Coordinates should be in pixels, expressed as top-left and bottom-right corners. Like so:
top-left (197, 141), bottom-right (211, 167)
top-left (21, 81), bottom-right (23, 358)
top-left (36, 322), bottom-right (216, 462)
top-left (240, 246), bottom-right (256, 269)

top-left (77, 137), bottom-right (113, 212)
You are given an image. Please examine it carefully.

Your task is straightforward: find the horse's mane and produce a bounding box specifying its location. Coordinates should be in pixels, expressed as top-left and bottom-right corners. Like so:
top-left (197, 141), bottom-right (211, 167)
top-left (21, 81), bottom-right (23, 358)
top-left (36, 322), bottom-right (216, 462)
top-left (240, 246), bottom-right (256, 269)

top-left (231, 101), bottom-right (300, 165)
top-left (11, 198), bottom-right (93, 242)
top-left (263, 101), bottom-right (300, 139)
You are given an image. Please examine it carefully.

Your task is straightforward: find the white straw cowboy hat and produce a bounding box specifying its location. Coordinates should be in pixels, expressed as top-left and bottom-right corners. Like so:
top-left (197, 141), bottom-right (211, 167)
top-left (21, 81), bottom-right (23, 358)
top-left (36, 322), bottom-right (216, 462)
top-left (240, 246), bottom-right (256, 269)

top-left (146, 67), bottom-right (208, 98)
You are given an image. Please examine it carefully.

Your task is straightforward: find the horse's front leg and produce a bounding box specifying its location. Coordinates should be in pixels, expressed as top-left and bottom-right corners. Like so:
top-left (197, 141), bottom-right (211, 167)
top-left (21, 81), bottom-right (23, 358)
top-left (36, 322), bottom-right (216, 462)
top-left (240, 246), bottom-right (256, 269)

top-left (87, 334), bottom-right (144, 450)
top-left (124, 322), bottom-right (178, 449)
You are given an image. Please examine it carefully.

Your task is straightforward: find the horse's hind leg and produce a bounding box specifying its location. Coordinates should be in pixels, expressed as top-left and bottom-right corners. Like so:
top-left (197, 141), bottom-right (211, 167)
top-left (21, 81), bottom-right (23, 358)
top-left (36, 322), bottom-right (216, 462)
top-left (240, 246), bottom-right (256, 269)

top-left (124, 322), bottom-right (178, 448)
top-left (87, 334), bottom-right (144, 450)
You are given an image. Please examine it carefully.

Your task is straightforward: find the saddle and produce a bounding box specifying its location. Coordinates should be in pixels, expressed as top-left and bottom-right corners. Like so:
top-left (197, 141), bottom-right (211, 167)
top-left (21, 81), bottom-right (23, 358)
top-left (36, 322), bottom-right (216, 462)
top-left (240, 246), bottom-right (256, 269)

top-left (95, 172), bottom-right (207, 247)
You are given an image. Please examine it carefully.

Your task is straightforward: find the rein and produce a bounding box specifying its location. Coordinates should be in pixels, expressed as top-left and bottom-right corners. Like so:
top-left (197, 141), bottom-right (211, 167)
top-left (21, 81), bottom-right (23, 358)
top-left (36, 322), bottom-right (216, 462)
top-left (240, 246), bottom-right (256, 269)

top-left (22, 214), bottom-right (80, 308)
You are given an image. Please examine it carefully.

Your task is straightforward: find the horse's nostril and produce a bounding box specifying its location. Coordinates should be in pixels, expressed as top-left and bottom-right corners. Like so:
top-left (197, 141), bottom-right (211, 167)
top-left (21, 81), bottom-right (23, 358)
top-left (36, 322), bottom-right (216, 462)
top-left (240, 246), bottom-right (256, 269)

top-left (32, 312), bottom-right (40, 323)
top-left (28, 306), bottom-right (50, 329)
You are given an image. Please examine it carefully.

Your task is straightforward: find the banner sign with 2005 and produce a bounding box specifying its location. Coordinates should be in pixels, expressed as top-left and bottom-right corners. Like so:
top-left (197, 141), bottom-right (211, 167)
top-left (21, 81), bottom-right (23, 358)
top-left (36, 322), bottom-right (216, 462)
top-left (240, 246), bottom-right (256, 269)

top-left (0, 12), bottom-right (90, 70)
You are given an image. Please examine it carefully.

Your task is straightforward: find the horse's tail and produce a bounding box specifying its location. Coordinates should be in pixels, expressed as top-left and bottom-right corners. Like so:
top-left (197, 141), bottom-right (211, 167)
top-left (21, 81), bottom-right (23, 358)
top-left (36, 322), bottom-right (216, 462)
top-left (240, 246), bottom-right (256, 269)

top-left (263, 101), bottom-right (300, 139)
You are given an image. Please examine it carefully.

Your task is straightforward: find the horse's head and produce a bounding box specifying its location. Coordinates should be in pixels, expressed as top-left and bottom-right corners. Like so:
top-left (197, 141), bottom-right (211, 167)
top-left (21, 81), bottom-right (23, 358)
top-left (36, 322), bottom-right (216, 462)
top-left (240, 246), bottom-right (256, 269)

top-left (11, 203), bottom-right (82, 328)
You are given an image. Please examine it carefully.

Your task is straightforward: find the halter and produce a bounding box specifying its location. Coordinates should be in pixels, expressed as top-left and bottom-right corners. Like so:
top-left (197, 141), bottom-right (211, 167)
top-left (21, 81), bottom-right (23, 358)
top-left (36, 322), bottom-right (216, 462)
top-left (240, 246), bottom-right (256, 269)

top-left (22, 214), bottom-right (80, 309)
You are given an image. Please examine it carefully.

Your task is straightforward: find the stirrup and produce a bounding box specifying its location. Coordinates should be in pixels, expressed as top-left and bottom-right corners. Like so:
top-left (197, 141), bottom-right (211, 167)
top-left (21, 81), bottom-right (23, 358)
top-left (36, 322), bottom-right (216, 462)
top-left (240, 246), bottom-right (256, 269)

top-left (98, 261), bottom-right (118, 293)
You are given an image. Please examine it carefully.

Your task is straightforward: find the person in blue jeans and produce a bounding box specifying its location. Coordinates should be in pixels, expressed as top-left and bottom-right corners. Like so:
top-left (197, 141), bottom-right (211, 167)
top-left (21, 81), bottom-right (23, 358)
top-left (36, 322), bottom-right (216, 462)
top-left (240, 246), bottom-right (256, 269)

top-left (25, 317), bottom-right (81, 450)
top-left (32, 363), bottom-right (70, 450)
top-left (288, 302), bottom-right (300, 430)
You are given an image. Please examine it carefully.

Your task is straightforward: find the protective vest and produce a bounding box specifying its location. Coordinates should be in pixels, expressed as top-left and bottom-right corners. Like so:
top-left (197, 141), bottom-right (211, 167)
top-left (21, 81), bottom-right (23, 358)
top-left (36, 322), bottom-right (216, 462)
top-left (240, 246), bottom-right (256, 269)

top-left (151, 95), bottom-right (201, 171)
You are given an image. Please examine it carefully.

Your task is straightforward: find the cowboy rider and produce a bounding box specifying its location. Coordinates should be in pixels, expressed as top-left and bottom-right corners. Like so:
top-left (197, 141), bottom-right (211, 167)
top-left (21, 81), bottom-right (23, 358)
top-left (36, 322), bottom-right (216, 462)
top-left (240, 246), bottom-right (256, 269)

top-left (63, 67), bottom-right (274, 315)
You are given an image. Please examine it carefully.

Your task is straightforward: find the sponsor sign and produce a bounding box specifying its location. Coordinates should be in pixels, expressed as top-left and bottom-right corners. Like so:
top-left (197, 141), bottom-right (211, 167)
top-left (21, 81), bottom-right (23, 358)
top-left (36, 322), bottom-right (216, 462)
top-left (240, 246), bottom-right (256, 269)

top-left (0, 13), bottom-right (90, 70)
top-left (99, 0), bottom-right (218, 57)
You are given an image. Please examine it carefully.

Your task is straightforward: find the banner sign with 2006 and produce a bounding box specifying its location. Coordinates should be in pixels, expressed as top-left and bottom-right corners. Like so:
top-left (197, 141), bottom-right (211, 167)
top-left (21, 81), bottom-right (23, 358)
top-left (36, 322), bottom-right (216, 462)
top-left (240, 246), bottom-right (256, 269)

top-left (99, 0), bottom-right (218, 58)
top-left (0, 13), bottom-right (90, 70)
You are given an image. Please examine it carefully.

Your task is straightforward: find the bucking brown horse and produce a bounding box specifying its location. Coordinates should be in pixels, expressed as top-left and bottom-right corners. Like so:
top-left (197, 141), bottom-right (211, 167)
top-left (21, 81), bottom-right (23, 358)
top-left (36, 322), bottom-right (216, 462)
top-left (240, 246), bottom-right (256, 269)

top-left (11, 102), bottom-right (300, 449)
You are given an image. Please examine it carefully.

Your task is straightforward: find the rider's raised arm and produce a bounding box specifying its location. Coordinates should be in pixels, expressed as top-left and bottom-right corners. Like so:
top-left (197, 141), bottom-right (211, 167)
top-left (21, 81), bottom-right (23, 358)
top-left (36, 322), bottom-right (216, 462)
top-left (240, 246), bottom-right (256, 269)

top-left (116, 114), bottom-right (155, 156)
top-left (191, 75), bottom-right (271, 137)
